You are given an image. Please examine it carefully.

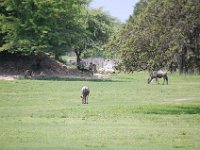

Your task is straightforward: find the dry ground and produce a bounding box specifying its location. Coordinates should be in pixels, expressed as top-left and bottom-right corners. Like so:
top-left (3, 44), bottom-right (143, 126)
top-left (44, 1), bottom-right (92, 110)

top-left (0, 52), bottom-right (94, 80)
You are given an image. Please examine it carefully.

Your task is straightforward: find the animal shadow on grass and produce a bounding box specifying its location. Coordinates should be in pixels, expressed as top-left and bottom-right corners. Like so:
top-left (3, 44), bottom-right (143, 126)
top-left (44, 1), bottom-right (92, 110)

top-left (19, 75), bottom-right (132, 82)
top-left (142, 105), bottom-right (200, 115)
top-left (26, 76), bottom-right (124, 82)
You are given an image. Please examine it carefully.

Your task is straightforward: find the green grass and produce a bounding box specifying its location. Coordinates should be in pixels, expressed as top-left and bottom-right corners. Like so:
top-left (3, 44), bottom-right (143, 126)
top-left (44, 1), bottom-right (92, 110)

top-left (0, 72), bottom-right (200, 150)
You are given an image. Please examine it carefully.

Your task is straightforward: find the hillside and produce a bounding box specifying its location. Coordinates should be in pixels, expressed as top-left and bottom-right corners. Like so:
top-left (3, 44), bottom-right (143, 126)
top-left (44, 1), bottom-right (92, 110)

top-left (0, 52), bottom-right (93, 80)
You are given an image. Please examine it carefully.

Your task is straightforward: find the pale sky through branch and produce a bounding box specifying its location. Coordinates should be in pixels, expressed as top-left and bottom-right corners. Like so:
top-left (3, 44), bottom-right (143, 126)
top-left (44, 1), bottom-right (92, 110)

top-left (90, 0), bottom-right (139, 22)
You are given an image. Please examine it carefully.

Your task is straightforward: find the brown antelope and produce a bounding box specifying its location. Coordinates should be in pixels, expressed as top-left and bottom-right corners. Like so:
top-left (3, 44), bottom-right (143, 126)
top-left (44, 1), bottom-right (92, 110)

top-left (81, 86), bottom-right (90, 104)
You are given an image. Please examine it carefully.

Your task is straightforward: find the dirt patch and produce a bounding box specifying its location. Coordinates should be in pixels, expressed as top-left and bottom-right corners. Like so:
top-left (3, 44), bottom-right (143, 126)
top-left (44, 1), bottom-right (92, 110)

top-left (0, 76), bottom-right (16, 80)
top-left (161, 98), bottom-right (193, 104)
top-left (0, 52), bottom-right (94, 80)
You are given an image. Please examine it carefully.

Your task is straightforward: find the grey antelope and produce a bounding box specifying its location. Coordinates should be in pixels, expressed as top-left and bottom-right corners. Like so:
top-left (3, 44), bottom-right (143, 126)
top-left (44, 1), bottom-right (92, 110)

top-left (147, 70), bottom-right (168, 85)
top-left (24, 70), bottom-right (34, 78)
top-left (81, 86), bottom-right (90, 104)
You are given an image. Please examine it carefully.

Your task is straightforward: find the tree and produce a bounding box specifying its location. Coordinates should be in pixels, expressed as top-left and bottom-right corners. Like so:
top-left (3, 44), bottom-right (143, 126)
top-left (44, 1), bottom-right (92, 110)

top-left (72, 8), bottom-right (117, 69)
top-left (0, 0), bottom-right (89, 59)
top-left (116, 0), bottom-right (200, 74)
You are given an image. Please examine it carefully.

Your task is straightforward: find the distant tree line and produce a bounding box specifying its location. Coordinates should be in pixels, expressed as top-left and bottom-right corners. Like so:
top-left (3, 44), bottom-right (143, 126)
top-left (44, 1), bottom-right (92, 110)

top-left (1, 0), bottom-right (199, 74)
top-left (107, 0), bottom-right (200, 74)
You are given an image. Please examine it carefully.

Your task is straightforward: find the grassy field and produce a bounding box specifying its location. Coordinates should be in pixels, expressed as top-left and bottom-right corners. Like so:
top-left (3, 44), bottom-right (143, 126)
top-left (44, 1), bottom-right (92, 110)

top-left (0, 72), bottom-right (200, 150)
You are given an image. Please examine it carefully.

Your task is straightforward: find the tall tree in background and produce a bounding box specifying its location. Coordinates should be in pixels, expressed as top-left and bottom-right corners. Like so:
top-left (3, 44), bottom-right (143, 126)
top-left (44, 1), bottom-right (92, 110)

top-left (116, 0), bottom-right (200, 74)
top-left (73, 8), bottom-right (117, 69)
top-left (0, 0), bottom-right (89, 59)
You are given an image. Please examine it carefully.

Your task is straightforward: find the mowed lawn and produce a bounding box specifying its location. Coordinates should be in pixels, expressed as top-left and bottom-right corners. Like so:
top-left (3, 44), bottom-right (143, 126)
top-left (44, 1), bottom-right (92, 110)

top-left (0, 72), bottom-right (200, 150)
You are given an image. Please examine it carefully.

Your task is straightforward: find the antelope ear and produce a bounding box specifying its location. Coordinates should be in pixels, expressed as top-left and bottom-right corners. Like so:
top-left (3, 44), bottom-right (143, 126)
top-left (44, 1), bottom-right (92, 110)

top-left (81, 96), bottom-right (83, 98)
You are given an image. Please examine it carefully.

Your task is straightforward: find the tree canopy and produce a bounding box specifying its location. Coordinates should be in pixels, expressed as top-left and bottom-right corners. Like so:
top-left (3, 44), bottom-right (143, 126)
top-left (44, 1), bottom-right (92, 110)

top-left (110, 0), bottom-right (200, 74)
top-left (0, 0), bottom-right (90, 57)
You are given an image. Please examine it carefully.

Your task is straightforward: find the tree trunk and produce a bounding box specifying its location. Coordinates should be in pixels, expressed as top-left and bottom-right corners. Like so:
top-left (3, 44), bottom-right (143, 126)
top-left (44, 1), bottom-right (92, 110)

top-left (74, 48), bottom-right (82, 70)
top-left (179, 47), bottom-right (188, 74)
top-left (76, 53), bottom-right (81, 70)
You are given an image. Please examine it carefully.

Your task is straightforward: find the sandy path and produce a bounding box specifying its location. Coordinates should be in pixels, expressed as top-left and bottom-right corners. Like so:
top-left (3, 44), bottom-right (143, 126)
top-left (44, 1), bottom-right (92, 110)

top-left (0, 76), bottom-right (16, 80)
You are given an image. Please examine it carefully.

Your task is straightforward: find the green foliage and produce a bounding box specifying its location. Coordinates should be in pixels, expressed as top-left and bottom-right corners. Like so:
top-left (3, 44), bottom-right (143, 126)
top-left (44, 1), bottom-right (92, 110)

top-left (0, 0), bottom-right (89, 56)
top-left (115, 0), bottom-right (200, 74)
top-left (74, 8), bottom-right (118, 59)
top-left (87, 8), bottom-right (115, 44)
